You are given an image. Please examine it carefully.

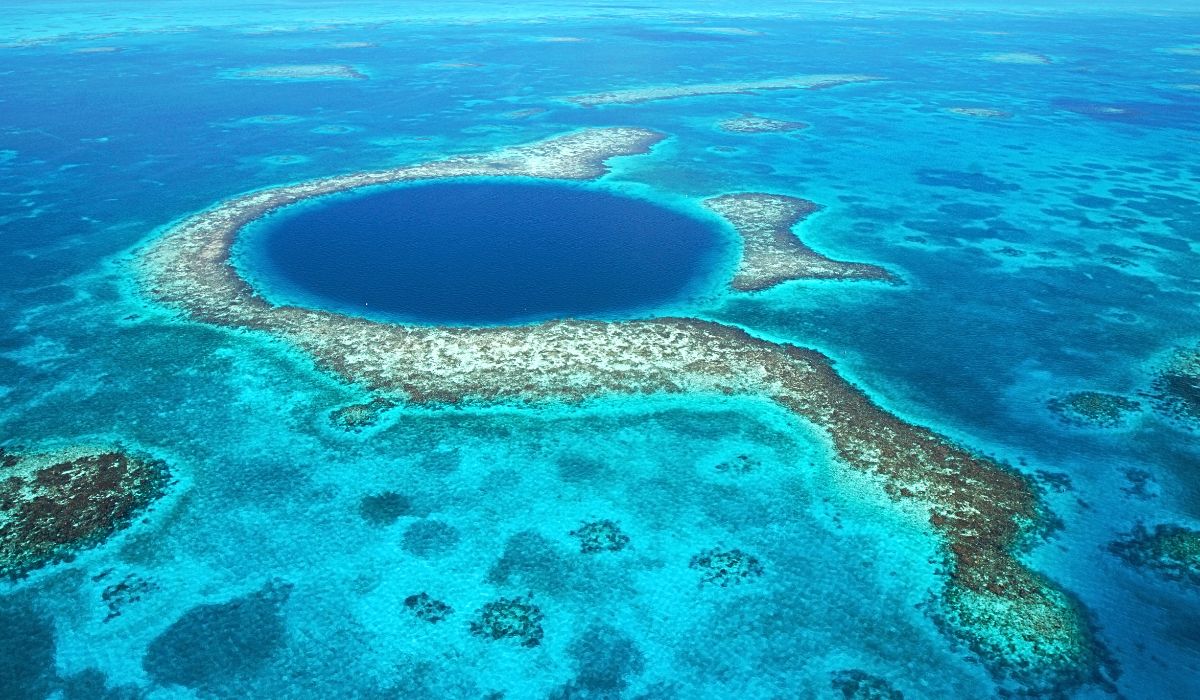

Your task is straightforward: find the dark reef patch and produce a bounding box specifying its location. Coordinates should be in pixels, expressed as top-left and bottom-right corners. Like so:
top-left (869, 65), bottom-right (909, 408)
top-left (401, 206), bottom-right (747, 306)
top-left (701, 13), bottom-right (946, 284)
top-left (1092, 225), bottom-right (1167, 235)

top-left (0, 596), bottom-right (57, 700)
top-left (915, 169), bottom-right (1020, 194)
top-left (1150, 345), bottom-right (1200, 426)
top-left (689, 547), bottom-right (764, 587)
top-left (358, 491), bottom-right (411, 526)
top-left (1047, 391), bottom-right (1142, 428)
top-left (831, 669), bottom-right (904, 699)
top-left (488, 530), bottom-right (573, 594)
top-left (469, 595), bottom-right (545, 647)
top-left (1109, 523), bottom-right (1200, 587)
top-left (569, 519), bottom-right (630, 554)
top-left (714, 454), bottom-right (759, 475)
top-left (142, 580), bottom-right (292, 690)
top-left (402, 519), bottom-right (460, 558)
top-left (0, 446), bottom-right (171, 580)
top-left (97, 570), bottom-right (157, 622)
top-left (550, 624), bottom-right (645, 697)
top-left (329, 397), bottom-right (395, 431)
top-left (404, 592), bottom-right (453, 623)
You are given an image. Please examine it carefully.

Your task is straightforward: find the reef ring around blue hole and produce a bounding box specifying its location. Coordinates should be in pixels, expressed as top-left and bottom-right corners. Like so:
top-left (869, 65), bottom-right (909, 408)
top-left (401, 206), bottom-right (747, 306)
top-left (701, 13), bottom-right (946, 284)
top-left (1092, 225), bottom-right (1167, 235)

top-left (234, 179), bottom-right (730, 326)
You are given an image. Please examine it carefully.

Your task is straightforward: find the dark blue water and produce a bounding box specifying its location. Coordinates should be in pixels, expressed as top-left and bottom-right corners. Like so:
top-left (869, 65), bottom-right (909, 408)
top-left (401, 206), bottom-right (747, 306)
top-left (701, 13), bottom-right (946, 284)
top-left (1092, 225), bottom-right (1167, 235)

top-left (246, 181), bottom-right (724, 324)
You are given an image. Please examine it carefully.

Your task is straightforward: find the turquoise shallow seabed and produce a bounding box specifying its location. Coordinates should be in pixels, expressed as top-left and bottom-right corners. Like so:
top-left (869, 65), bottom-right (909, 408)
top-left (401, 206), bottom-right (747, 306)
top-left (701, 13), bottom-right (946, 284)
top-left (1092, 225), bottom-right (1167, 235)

top-left (2, 1), bottom-right (1200, 698)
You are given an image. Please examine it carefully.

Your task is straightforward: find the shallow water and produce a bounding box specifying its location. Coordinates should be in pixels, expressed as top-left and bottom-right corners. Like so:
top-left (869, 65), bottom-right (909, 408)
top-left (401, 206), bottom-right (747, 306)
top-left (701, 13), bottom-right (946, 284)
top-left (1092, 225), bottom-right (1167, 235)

top-left (2, 2), bottom-right (1200, 699)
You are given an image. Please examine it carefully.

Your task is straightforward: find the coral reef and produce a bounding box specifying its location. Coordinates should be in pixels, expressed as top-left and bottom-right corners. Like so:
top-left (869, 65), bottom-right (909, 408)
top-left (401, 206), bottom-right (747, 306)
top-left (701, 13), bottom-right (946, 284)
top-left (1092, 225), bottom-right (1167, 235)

top-left (563, 74), bottom-right (881, 106)
top-left (714, 454), bottom-right (758, 475)
top-left (136, 128), bottom-right (1109, 693)
top-left (329, 397), bottom-right (395, 431)
top-left (718, 114), bottom-right (809, 133)
top-left (1149, 344), bottom-right (1200, 426)
top-left (689, 547), bottom-right (764, 587)
top-left (95, 570), bottom-right (157, 622)
top-left (704, 193), bottom-right (896, 291)
top-left (0, 446), bottom-right (171, 580)
top-left (569, 519), bottom-right (629, 554)
top-left (232, 64), bottom-right (366, 80)
top-left (404, 592), bottom-right (453, 623)
top-left (1046, 391), bottom-right (1142, 428)
top-left (469, 595), bottom-right (544, 647)
top-left (831, 669), bottom-right (904, 699)
top-left (1110, 523), bottom-right (1200, 587)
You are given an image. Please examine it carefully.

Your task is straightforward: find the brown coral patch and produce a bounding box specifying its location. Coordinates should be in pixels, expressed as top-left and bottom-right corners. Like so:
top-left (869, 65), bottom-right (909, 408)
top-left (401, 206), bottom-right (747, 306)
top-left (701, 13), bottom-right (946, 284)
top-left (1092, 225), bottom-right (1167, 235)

top-left (1, 447), bottom-right (171, 580)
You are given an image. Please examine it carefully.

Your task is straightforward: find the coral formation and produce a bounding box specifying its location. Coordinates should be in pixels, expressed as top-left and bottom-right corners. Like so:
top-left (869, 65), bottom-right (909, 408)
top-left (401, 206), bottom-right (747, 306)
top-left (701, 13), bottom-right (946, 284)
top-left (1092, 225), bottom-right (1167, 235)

top-left (0, 446), bottom-right (171, 580)
top-left (714, 454), bottom-right (758, 475)
top-left (946, 107), bottom-right (1012, 119)
top-left (469, 595), bottom-right (544, 647)
top-left (831, 669), bottom-right (904, 699)
top-left (569, 519), bottom-right (629, 554)
top-left (96, 570), bottom-right (157, 622)
top-left (704, 193), bottom-right (896, 291)
top-left (329, 397), bottom-right (395, 431)
top-left (563, 74), bottom-right (880, 106)
top-left (1150, 344), bottom-right (1200, 426)
top-left (1110, 523), bottom-right (1200, 587)
top-left (136, 127), bottom-right (1108, 693)
top-left (718, 114), bottom-right (809, 133)
top-left (689, 547), bottom-right (764, 587)
top-left (404, 592), bottom-right (453, 623)
top-left (232, 64), bottom-right (366, 80)
top-left (1046, 391), bottom-right (1141, 428)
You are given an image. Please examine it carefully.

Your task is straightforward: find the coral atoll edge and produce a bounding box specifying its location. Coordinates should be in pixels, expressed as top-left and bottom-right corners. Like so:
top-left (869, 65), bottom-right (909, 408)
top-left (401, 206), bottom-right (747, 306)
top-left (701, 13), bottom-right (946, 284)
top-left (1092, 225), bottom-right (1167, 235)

top-left (132, 127), bottom-right (1113, 694)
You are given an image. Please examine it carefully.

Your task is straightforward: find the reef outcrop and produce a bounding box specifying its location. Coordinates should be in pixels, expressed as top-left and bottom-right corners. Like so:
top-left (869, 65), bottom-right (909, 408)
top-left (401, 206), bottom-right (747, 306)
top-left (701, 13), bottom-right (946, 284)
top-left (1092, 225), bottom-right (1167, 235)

top-left (1, 446), bottom-right (171, 580)
top-left (689, 547), bottom-right (763, 587)
top-left (1046, 391), bottom-right (1141, 428)
top-left (718, 114), bottom-right (809, 133)
top-left (232, 64), bottom-right (367, 80)
top-left (563, 74), bottom-right (881, 106)
top-left (470, 595), bottom-right (544, 647)
top-left (1110, 523), bottom-right (1200, 588)
top-left (569, 519), bottom-right (629, 554)
top-left (704, 193), bottom-right (897, 291)
top-left (135, 128), bottom-right (1107, 694)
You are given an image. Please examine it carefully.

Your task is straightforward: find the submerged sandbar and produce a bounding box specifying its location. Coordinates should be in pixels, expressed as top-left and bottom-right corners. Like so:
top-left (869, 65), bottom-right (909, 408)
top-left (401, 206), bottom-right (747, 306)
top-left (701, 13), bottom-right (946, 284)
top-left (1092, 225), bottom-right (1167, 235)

top-left (137, 128), bottom-right (1108, 695)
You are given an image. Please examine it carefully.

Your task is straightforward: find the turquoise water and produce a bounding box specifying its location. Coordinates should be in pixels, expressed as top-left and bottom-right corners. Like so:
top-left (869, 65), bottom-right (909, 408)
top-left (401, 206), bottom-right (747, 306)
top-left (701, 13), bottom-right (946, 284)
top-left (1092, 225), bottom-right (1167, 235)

top-left (236, 181), bottom-right (728, 325)
top-left (2, 2), bottom-right (1200, 699)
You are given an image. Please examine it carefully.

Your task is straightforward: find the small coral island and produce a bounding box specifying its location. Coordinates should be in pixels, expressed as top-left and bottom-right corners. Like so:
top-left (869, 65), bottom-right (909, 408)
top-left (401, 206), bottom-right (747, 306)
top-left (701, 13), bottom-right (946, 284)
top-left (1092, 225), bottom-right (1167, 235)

top-left (1, 445), bottom-right (171, 580)
top-left (718, 114), bottom-right (809, 133)
top-left (136, 127), bottom-right (1112, 695)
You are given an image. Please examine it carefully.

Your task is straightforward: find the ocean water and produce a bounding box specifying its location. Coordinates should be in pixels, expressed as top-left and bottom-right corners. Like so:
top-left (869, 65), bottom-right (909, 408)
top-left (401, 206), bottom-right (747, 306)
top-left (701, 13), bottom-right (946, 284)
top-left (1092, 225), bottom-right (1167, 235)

top-left (235, 181), bottom-right (729, 325)
top-left (1, 2), bottom-right (1199, 699)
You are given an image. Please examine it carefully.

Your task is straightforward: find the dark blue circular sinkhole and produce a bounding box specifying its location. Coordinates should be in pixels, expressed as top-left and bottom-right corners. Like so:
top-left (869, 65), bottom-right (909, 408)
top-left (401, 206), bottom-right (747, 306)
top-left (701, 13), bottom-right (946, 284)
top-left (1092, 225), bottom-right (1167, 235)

top-left (239, 181), bottom-right (726, 325)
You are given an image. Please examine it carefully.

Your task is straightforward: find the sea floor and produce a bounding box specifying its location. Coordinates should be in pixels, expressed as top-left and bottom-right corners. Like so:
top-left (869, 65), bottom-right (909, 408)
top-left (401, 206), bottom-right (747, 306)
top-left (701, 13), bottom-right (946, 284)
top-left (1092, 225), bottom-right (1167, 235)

top-left (2, 2), bottom-right (1200, 699)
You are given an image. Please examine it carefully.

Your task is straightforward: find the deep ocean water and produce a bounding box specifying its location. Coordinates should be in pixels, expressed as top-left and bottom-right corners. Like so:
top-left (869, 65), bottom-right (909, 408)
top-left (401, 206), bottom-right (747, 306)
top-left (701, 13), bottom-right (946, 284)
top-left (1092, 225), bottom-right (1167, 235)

top-left (236, 181), bottom-right (728, 325)
top-left (2, 1), bottom-right (1200, 699)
